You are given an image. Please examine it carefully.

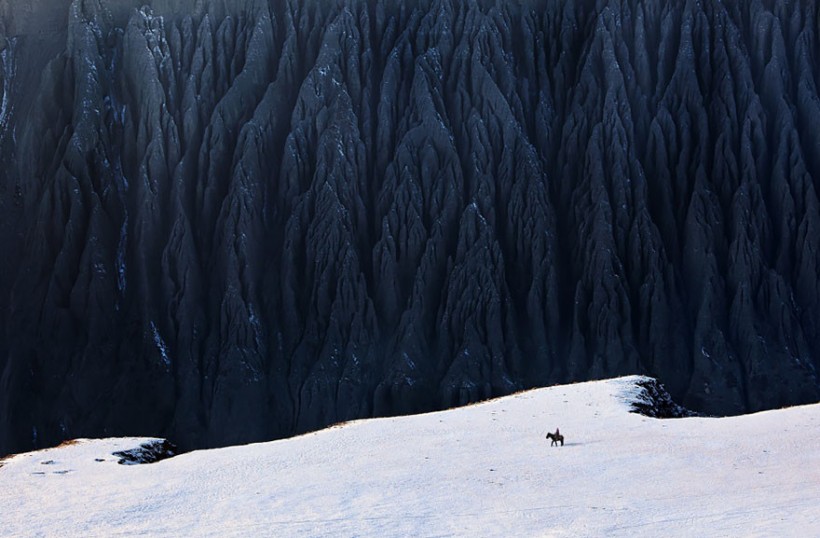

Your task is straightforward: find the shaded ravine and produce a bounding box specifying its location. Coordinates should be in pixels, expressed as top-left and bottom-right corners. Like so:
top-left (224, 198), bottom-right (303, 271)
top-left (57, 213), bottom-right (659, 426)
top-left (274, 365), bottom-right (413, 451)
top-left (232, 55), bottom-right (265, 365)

top-left (1, 0), bottom-right (819, 455)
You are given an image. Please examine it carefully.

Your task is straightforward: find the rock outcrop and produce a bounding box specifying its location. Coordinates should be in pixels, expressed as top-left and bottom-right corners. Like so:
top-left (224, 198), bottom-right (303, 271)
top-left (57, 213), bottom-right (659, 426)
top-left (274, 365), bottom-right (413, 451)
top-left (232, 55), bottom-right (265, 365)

top-left (112, 439), bottom-right (178, 464)
top-left (1, 0), bottom-right (819, 455)
top-left (629, 377), bottom-right (696, 419)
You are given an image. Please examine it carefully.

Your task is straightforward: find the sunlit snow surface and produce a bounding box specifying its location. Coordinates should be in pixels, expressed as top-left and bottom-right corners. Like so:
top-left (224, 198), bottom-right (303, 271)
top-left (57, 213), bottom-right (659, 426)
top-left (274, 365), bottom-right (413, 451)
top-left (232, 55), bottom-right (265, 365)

top-left (1, 376), bottom-right (818, 536)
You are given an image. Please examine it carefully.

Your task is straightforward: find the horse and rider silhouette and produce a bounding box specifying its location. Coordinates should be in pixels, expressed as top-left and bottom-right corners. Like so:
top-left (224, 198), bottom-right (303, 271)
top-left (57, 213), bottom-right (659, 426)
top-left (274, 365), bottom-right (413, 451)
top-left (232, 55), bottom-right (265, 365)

top-left (546, 428), bottom-right (564, 446)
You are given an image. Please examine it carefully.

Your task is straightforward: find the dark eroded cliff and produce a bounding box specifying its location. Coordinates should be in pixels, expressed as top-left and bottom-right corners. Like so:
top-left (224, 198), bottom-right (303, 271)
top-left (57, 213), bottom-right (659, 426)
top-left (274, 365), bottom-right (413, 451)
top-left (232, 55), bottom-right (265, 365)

top-left (1, 0), bottom-right (819, 455)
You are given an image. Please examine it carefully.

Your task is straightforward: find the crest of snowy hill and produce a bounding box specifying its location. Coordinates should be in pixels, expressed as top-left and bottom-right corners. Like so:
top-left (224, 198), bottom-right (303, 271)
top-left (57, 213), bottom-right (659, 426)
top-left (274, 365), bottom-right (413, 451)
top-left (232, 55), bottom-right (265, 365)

top-left (1, 376), bottom-right (817, 537)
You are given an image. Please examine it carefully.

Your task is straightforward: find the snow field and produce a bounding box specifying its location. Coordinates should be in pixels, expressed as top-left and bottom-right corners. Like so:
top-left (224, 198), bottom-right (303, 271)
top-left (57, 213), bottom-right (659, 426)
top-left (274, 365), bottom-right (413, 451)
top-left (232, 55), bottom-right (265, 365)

top-left (1, 376), bottom-right (818, 537)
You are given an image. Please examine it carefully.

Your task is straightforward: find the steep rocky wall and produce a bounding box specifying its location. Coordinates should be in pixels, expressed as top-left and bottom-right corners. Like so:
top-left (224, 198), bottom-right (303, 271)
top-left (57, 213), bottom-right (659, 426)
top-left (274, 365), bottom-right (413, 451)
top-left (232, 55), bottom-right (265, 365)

top-left (1, 0), bottom-right (819, 455)
top-left (0, 0), bottom-right (72, 36)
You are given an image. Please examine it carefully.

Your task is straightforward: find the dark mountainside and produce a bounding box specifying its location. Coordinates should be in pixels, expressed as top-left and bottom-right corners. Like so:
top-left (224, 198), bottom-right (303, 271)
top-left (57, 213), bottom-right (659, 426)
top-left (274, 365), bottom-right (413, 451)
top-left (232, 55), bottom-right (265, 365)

top-left (1, 0), bottom-right (819, 455)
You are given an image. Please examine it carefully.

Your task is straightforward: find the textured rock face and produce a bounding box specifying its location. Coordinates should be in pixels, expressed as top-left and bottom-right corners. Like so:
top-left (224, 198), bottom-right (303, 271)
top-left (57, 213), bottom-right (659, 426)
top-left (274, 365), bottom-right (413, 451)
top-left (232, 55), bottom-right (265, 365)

top-left (629, 377), bottom-right (696, 419)
top-left (1, 0), bottom-right (820, 455)
top-left (112, 439), bottom-right (178, 465)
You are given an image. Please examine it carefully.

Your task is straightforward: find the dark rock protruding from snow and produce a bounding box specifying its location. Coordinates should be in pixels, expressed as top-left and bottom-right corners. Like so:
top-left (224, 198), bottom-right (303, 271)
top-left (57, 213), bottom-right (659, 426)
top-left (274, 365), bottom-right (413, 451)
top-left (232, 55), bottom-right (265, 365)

top-left (1, 0), bottom-right (820, 456)
top-left (112, 439), bottom-right (178, 465)
top-left (629, 378), bottom-right (696, 419)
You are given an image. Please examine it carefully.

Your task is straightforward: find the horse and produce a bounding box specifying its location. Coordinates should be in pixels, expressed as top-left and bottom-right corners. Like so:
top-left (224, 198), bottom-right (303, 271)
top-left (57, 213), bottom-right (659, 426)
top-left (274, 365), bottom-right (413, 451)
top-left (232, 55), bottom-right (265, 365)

top-left (546, 430), bottom-right (564, 446)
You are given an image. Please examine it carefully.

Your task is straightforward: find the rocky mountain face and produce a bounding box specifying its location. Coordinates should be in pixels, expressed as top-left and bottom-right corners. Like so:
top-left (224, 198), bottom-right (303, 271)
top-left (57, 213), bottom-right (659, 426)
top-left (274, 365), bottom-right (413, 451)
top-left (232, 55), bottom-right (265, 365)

top-left (1, 0), bottom-right (819, 455)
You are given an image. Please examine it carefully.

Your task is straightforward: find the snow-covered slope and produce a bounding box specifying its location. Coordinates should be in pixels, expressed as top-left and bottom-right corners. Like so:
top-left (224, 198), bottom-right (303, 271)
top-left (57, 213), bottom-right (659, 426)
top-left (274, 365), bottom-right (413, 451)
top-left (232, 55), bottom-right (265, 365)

top-left (1, 376), bottom-right (818, 537)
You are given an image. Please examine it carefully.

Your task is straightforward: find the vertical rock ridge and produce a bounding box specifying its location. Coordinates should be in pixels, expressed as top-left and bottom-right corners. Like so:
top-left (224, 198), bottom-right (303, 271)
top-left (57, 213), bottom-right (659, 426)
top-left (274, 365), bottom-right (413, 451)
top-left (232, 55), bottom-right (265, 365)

top-left (1, 0), bottom-right (820, 455)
